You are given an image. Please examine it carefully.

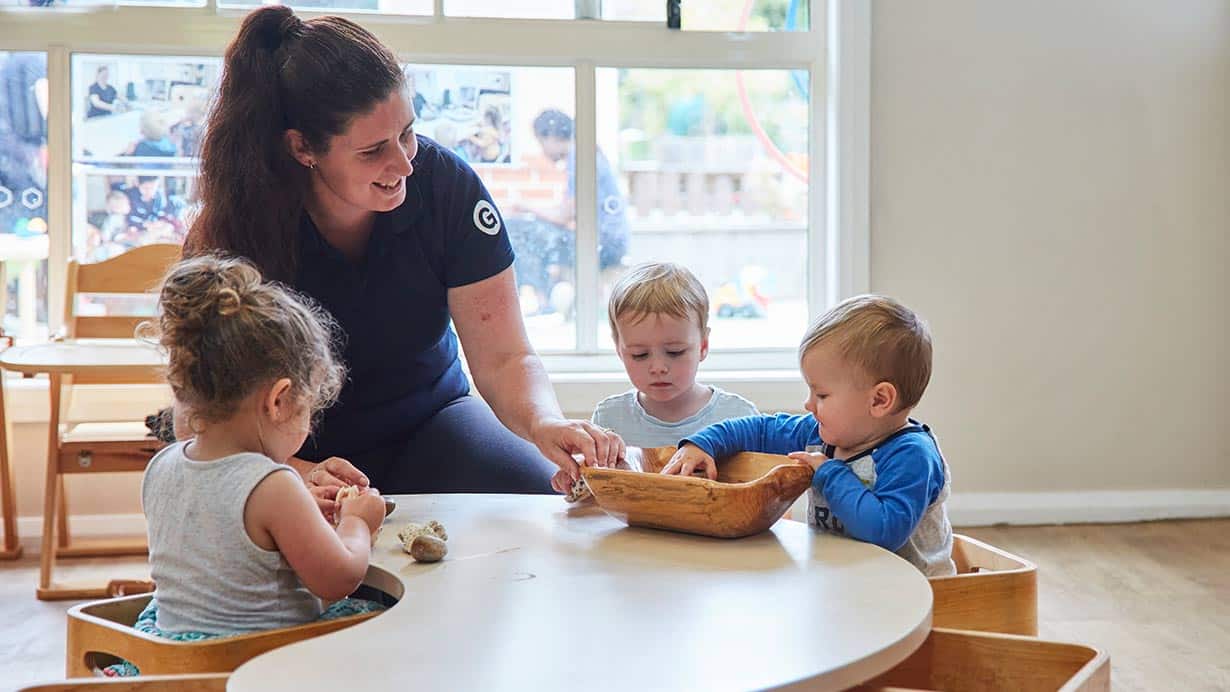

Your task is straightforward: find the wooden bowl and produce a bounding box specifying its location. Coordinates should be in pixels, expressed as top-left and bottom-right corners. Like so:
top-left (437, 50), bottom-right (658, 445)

top-left (580, 446), bottom-right (813, 539)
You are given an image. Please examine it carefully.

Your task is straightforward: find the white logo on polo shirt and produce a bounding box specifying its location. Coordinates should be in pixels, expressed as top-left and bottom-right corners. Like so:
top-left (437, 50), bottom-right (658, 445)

top-left (473, 200), bottom-right (502, 236)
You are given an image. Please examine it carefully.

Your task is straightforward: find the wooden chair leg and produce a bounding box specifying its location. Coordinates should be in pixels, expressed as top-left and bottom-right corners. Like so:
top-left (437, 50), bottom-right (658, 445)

top-left (55, 479), bottom-right (69, 550)
top-left (38, 374), bottom-right (62, 600)
top-left (57, 476), bottom-right (70, 549)
top-left (0, 371), bottom-right (21, 559)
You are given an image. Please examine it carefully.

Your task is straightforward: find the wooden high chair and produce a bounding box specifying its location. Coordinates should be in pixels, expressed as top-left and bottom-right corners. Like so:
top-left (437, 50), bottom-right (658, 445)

top-left (930, 534), bottom-right (1039, 636)
top-left (851, 627), bottom-right (1110, 692)
top-left (65, 566), bottom-right (403, 678)
top-left (36, 244), bottom-right (181, 599)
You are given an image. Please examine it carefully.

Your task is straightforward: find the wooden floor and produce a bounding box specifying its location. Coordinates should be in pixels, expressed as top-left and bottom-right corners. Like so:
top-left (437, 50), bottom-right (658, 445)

top-left (2, 519), bottom-right (1229, 690)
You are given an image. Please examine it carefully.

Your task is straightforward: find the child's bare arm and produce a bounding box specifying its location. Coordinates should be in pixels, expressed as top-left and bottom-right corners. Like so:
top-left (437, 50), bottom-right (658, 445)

top-left (245, 470), bottom-right (373, 601)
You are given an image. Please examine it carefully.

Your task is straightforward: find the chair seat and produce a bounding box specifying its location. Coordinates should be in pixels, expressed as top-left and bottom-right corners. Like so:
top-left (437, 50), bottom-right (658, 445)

top-left (61, 421), bottom-right (157, 444)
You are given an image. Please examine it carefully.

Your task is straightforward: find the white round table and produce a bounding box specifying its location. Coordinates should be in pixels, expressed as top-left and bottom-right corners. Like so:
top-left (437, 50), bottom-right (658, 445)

top-left (229, 494), bottom-right (932, 691)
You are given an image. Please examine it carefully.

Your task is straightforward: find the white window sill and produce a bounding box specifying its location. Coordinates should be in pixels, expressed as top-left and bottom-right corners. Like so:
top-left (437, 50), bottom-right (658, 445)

top-left (3, 369), bottom-right (805, 425)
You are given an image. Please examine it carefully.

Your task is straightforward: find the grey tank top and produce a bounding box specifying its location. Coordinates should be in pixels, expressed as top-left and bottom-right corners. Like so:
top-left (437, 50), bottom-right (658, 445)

top-left (142, 441), bottom-right (323, 634)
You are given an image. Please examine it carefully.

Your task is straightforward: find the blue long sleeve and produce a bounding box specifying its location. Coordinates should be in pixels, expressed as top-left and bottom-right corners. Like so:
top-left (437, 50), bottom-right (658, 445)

top-left (681, 413), bottom-right (820, 459)
top-left (813, 435), bottom-right (944, 551)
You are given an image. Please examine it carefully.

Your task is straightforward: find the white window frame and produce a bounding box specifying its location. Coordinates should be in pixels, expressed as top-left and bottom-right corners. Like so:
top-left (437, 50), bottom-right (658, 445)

top-left (0, 1), bottom-right (868, 411)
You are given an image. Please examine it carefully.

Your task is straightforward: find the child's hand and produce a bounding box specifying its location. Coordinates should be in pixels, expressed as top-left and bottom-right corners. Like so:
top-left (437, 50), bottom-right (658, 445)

top-left (788, 451), bottom-right (829, 472)
top-left (337, 487), bottom-right (385, 535)
top-left (660, 444), bottom-right (717, 480)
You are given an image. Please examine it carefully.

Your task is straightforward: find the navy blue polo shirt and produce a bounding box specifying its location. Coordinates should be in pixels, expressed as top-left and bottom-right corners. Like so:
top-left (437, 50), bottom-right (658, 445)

top-left (293, 136), bottom-right (514, 462)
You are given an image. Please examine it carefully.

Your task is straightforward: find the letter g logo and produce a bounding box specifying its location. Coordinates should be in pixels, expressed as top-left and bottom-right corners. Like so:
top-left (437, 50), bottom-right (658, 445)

top-left (473, 200), bottom-right (502, 236)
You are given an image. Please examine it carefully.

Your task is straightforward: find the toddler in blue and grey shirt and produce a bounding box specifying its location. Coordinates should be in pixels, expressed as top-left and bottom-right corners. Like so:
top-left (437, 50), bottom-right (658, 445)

top-left (663, 294), bottom-right (955, 576)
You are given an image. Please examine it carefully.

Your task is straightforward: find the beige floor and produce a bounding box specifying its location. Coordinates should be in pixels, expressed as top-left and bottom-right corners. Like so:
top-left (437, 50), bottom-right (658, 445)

top-left (2, 519), bottom-right (1229, 690)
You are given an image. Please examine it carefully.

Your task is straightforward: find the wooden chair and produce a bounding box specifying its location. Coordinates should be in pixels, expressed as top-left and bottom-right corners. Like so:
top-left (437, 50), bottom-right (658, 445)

top-left (37, 244), bottom-right (181, 599)
top-left (929, 534), bottom-right (1038, 636)
top-left (17, 673), bottom-right (228, 691)
top-left (850, 627), bottom-right (1110, 692)
top-left (66, 565), bottom-right (403, 677)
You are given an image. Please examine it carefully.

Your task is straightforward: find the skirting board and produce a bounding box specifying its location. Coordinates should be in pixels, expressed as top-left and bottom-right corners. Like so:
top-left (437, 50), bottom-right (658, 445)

top-left (11, 490), bottom-right (1230, 550)
top-left (946, 489), bottom-right (1230, 527)
top-left (15, 513), bottom-right (147, 552)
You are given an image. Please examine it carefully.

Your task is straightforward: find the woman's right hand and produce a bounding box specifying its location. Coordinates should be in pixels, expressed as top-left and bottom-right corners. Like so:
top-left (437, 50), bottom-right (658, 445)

top-left (304, 457), bottom-right (369, 520)
top-left (659, 444), bottom-right (718, 480)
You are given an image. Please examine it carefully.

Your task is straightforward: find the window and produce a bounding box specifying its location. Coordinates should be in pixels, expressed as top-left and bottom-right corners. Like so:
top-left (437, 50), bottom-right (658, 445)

top-left (596, 67), bottom-right (809, 350)
top-left (446, 0), bottom-right (810, 30)
top-left (72, 54), bottom-right (221, 263)
top-left (0, 1), bottom-right (868, 374)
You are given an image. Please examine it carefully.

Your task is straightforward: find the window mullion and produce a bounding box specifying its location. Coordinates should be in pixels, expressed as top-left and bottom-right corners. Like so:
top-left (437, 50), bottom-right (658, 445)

top-left (573, 60), bottom-right (599, 353)
top-left (46, 45), bottom-right (72, 336)
top-left (823, 0), bottom-right (870, 307)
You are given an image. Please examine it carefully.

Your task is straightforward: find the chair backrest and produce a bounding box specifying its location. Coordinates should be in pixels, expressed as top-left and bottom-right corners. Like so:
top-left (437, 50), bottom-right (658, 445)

top-left (852, 627), bottom-right (1110, 692)
top-left (929, 534), bottom-right (1039, 636)
top-left (62, 243), bottom-right (181, 385)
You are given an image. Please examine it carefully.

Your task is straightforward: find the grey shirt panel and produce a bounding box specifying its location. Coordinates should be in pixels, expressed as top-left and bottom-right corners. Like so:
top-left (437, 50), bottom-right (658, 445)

top-left (591, 387), bottom-right (760, 448)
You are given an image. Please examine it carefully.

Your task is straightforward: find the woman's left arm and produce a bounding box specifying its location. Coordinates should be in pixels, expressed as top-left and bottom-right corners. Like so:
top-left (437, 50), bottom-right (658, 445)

top-left (450, 266), bottom-right (623, 480)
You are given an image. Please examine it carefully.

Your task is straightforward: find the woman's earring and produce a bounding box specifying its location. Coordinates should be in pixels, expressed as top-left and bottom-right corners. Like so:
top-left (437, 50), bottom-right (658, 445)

top-left (308, 162), bottom-right (317, 170)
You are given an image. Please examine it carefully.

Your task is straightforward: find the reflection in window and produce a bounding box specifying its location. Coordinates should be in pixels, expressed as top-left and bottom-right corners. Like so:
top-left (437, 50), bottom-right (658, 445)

top-left (406, 64), bottom-right (578, 352)
top-left (0, 52), bottom-right (50, 341)
top-left (217, 0), bottom-right (429, 13)
top-left (597, 67), bottom-right (809, 350)
top-left (71, 55), bottom-right (221, 264)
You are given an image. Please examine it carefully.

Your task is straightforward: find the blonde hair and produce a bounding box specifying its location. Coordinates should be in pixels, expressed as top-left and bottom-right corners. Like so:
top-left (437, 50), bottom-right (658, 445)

top-left (140, 255), bottom-right (345, 425)
top-left (799, 294), bottom-right (932, 411)
top-left (607, 262), bottom-right (709, 338)
top-left (139, 109), bottom-right (169, 141)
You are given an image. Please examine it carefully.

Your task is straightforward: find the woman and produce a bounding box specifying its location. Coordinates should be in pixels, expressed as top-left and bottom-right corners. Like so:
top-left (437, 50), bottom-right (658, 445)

top-left (184, 7), bottom-right (622, 506)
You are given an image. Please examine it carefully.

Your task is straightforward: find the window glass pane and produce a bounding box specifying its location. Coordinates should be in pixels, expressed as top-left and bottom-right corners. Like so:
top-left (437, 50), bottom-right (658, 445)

top-left (447, 0), bottom-right (810, 30)
top-left (72, 55), bottom-right (221, 266)
top-left (405, 64), bottom-right (576, 352)
top-left (218, 0), bottom-right (429, 13)
top-left (0, 0), bottom-right (112, 6)
top-left (597, 67), bottom-right (809, 350)
top-left (72, 55), bottom-right (221, 320)
top-left (0, 51), bottom-right (50, 342)
top-left (118, 0), bottom-right (207, 7)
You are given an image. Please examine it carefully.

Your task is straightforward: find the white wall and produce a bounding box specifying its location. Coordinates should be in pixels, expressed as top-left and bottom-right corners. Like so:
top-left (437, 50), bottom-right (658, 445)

top-left (871, 1), bottom-right (1230, 496)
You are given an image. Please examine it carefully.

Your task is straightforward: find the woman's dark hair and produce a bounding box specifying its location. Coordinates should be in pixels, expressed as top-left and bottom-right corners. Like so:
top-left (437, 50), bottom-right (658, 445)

top-left (184, 6), bottom-right (403, 282)
top-left (532, 109), bottom-right (574, 140)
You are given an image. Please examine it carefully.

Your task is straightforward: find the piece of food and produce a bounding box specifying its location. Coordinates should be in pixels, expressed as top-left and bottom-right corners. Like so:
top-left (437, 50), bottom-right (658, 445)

top-left (397, 520), bottom-right (447, 544)
top-left (398, 520), bottom-right (448, 561)
top-left (333, 485), bottom-right (363, 526)
top-left (336, 484), bottom-right (362, 503)
top-left (564, 475), bottom-right (591, 503)
top-left (408, 534), bottom-right (447, 562)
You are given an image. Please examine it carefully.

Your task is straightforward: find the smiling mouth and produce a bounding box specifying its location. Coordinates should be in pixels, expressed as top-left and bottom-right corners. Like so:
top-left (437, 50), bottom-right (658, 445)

top-left (374, 179), bottom-right (402, 192)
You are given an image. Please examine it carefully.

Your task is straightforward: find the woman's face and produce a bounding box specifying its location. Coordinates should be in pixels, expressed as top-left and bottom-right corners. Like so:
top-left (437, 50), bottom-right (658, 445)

top-left (309, 88), bottom-right (418, 216)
